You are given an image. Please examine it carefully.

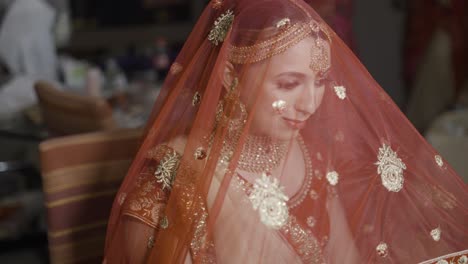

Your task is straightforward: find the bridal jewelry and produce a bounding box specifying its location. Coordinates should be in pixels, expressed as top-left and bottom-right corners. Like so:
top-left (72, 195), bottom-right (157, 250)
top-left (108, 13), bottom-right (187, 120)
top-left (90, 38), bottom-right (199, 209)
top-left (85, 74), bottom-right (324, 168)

top-left (237, 135), bottom-right (288, 173)
top-left (272, 99), bottom-right (287, 115)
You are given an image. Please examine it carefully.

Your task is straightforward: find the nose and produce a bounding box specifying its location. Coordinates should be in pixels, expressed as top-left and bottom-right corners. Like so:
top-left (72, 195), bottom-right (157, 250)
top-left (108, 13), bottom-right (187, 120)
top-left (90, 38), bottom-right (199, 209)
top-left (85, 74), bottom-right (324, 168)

top-left (294, 84), bottom-right (319, 116)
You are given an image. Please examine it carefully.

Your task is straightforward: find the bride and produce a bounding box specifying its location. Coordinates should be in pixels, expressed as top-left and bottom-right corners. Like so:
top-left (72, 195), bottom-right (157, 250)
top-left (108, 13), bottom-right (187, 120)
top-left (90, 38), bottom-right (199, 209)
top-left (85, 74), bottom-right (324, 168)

top-left (104, 0), bottom-right (468, 263)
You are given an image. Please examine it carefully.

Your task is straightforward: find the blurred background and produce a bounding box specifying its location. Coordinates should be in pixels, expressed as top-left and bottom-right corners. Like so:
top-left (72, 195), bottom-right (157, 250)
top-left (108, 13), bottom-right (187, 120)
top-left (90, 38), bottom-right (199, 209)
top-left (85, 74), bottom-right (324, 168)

top-left (0, 0), bottom-right (466, 263)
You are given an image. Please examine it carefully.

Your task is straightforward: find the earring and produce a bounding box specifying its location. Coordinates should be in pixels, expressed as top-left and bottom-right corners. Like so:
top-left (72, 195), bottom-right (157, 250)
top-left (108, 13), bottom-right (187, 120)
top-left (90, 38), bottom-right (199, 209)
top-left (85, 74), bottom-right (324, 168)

top-left (215, 77), bottom-right (247, 134)
top-left (272, 100), bottom-right (287, 115)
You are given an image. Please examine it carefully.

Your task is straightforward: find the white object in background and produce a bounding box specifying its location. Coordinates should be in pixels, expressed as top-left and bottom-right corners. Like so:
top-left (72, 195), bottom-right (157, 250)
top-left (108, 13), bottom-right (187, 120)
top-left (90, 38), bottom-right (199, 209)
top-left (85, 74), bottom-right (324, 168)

top-left (86, 67), bottom-right (104, 98)
top-left (0, 0), bottom-right (58, 81)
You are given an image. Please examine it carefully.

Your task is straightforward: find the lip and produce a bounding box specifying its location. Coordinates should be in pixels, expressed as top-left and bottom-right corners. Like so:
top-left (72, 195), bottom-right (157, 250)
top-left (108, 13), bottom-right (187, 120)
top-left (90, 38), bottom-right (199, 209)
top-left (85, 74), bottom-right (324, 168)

top-left (282, 117), bottom-right (306, 130)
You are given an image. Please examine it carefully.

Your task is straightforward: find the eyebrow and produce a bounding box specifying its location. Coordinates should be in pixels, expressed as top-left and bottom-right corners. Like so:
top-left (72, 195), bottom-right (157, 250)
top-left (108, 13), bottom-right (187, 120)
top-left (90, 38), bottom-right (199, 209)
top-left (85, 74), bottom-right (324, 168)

top-left (274, 72), bottom-right (307, 79)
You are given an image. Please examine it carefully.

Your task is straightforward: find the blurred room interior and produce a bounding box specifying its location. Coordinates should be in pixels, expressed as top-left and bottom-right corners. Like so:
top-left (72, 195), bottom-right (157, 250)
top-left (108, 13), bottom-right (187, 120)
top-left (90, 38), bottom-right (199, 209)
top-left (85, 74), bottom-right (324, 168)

top-left (0, 0), bottom-right (466, 263)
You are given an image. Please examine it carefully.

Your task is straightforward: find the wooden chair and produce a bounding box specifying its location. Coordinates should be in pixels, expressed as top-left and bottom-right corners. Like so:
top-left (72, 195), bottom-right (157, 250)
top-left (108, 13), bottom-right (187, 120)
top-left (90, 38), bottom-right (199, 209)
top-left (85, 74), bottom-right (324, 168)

top-left (34, 81), bottom-right (116, 136)
top-left (39, 128), bottom-right (142, 264)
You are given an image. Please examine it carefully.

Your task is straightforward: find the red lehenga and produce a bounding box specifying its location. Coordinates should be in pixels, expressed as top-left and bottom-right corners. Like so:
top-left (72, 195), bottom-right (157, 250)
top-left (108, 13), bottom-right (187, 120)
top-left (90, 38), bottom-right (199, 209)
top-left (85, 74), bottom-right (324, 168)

top-left (104, 0), bottom-right (468, 263)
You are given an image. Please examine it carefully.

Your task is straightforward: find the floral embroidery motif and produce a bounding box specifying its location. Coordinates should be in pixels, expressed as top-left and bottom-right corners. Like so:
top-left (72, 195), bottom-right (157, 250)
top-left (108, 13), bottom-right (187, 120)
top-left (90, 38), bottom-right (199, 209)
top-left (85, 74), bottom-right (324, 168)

top-left (249, 173), bottom-right (289, 229)
top-left (435, 155), bottom-right (444, 167)
top-left (154, 149), bottom-right (181, 190)
top-left (375, 144), bottom-right (406, 192)
top-left (194, 147), bottom-right (207, 160)
top-left (376, 242), bottom-right (389, 258)
top-left (326, 171), bottom-right (339, 186)
top-left (122, 168), bottom-right (168, 227)
top-left (208, 10), bottom-right (234, 46)
top-left (192, 91), bottom-right (202, 106)
top-left (169, 62), bottom-right (183, 75)
top-left (276, 18), bottom-right (291, 29)
top-left (306, 216), bottom-right (316, 228)
top-left (334, 86), bottom-right (346, 100)
top-left (431, 227), bottom-right (441, 241)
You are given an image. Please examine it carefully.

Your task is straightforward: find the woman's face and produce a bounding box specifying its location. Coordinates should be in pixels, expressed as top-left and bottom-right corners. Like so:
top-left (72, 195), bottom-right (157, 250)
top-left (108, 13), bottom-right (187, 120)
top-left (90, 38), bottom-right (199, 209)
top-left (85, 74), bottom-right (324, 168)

top-left (241, 36), bottom-right (329, 140)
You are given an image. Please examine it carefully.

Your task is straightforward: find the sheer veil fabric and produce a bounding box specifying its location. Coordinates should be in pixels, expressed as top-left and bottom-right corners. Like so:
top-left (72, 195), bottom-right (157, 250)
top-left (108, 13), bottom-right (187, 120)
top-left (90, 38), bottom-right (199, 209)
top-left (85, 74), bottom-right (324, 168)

top-left (104, 0), bottom-right (467, 263)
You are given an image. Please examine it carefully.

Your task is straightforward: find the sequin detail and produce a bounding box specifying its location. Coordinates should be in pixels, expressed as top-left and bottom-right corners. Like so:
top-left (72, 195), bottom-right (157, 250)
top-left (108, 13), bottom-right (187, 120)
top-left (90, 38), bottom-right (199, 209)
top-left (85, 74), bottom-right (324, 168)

top-left (249, 173), bottom-right (289, 229)
top-left (192, 91), bottom-right (202, 106)
top-left (334, 85), bottom-right (346, 99)
top-left (160, 215), bottom-right (169, 229)
top-left (208, 10), bottom-right (234, 46)
top-left (376, 242), bottom-right (388, 257)
top-left (375, 144), bottom-right (406, 192)
top-left (282, 216), bottom-right (325, 262)
top-left (435, 155), bottom-right (444, 167)
top-left (326, 171), bottom-right (339, 186)
top-left (431, 227), bottom-right (441, 241)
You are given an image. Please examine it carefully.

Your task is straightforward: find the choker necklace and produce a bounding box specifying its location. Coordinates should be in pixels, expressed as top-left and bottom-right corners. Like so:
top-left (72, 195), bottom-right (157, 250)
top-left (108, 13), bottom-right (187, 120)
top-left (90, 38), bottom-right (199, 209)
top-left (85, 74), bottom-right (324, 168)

top-left (236, 135), bottom-right (288, 173)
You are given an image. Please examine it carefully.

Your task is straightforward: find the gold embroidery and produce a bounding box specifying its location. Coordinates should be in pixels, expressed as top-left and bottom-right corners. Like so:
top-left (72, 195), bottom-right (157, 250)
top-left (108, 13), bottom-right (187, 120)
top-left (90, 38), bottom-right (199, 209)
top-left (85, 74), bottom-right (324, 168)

top-left (190, 199), bottom-right (216, 263)
top-left (160, 216), bottom-right (169, 229)
top-left (376, 242), bottom-right (388, 258)
top-left (154, 149), bottom-right (181, 190)
top-left (123, 169), bottom-right (167, 228)
top-left (334, 85), bottom-right (346, 100)
top-left (192, 91), bottom-right (202, 106)
top-left (326, 171), bottom-right (339, 186)
top-left (375, 144), bottom-right (406, 192)
top-left (435, 155), bottom-right (444, 167)
top-left (282, 216), bottom-right (324, 262)
top-left (208, 10), bottom-right (234, 46)
top-left (430, 227), bottom-right (441, 241)
top-left (147, 236), bottom-right (155, 248)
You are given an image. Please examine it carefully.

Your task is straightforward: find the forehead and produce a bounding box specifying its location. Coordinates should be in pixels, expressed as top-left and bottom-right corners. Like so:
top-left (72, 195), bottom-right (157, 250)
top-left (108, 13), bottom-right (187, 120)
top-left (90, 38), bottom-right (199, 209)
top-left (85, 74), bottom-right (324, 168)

top-left (266, 36), bottom-right (330, 76)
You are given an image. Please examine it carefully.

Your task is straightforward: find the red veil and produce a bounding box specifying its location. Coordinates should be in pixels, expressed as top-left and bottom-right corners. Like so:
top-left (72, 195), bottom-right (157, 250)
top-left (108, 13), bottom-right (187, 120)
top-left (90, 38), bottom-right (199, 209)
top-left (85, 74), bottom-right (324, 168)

top-left (104, 0), bottom-right (467, 263)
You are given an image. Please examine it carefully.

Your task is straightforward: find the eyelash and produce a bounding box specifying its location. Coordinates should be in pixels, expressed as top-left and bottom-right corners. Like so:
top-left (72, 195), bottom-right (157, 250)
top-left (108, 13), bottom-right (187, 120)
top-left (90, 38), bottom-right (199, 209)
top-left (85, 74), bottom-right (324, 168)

top-left (278, 80), bottom-right (300, 90)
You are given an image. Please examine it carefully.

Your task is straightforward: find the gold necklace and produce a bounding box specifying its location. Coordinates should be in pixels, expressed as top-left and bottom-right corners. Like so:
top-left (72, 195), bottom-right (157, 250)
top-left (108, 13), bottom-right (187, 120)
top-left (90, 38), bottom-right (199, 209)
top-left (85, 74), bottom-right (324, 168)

top-left (235, 135), bottom-right (289, 173)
